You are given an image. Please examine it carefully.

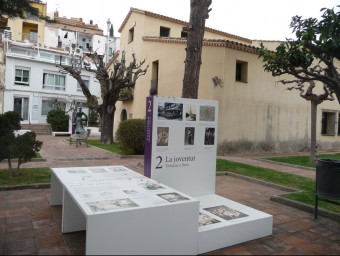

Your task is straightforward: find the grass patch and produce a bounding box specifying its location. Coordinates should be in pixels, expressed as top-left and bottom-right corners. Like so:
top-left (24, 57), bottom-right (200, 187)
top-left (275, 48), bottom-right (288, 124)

top-left (87, 139), bottom-right (134, 155)
top-left (264, 153), bottom-right (340, 168)
top-left (216, 158), bottom-right (340, 214)
top-left (0, 168), bottom-right (51, 186)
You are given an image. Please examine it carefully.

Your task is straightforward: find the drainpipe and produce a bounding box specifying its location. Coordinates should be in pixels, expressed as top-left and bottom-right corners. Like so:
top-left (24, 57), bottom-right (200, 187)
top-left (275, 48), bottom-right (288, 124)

top-left (106, 18), bottom-right (111, 64)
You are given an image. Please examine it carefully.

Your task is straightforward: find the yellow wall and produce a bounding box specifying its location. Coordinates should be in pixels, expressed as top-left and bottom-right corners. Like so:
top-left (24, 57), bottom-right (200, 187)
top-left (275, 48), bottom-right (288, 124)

top-left (6, 1), bottom-right (46, 44)
top-left (114, 9), bottom-right (340, 154)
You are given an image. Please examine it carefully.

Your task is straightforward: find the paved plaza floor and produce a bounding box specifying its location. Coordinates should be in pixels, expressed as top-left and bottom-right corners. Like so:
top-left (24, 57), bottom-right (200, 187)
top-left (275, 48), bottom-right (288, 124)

top-left (0, 135), bottom-right (339, 255)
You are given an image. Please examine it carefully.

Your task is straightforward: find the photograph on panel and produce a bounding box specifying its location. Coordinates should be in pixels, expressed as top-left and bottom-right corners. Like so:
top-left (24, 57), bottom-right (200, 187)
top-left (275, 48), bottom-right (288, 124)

top-left (86, 198), bottom-right (139, 213)
top-left (199, 212), bottom-right (221, 227)
top-left (158, 102), bottom-right (183, 120)
top-left (88, 167), bottom-right (108, 173)
top-left (139, 181), bottom-right (165, 191)
top-left (184, 127), bottom-right (195, 145)
top-left (204, 127), bottom-right (215, 145)
top-left (157, 192), bottom-right (190, 203)
top-left (185, 104), bottom-right (197, 121)
top-left (157, 127), bottom-right (169, 146)
top-left (199, 105), bottom-right (215, 122)
top-left (203, 205), bottom-right (248, 221)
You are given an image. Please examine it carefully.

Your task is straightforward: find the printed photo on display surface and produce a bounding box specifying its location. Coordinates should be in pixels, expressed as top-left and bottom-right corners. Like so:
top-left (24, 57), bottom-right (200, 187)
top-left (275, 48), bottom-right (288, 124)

top-left (203, 205), bottom-right (248, 221)
top-left (184, 127), bottom-right (195, 145)
top-left (140, 182), bottom-right (165, 190)
top-left (89, 167), bottom-right (108, 173)
top-left (157, 127), bottom-right (169, 146)
top-left (157, 192), bottom-right (190, 203)
top-left (107, 166), bottom-right (127, 172)
top-left (199, 212), bottom-right (221, 226)
top-left (204, 127), bottom-right (215, 145)
top-left (123, 190), bottom-right (138, 194)
top-left (67, 169), bottom-right (87, 174)
top-left (158, 102), bottom-right (183, 120)
top-left (199, 105), bottom-right (215, 122)
top-left (86, 198), bottom-right (139, 213)
top-left (185, 104), bottom-right (197, 121)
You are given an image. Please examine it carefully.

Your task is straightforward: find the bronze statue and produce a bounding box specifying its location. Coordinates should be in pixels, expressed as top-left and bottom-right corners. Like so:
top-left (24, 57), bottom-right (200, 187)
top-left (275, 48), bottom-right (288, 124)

top-left (74, 108), bottom-right (87, 134)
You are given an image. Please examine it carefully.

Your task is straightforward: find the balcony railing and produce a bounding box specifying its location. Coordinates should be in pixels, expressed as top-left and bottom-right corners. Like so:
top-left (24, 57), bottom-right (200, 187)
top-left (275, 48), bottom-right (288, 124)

top-left (119, 88), bottom-right (134, 101)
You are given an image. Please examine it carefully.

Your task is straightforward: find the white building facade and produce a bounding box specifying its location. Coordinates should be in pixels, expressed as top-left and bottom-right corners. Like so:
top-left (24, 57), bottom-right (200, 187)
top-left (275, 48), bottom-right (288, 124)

top-left (3, 43), bottom-right (100, 124)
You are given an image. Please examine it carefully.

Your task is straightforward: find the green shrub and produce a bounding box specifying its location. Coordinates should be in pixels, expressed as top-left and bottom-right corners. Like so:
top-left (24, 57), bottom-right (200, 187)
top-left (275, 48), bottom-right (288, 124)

top-left (0, 111), bottom-right (42, 175)
top-left (88, 108), bottom-right (99, 126)
top-left (115, 119), bottom-right (145, 155)
top-left (46, 109), bottom-right (69, 131)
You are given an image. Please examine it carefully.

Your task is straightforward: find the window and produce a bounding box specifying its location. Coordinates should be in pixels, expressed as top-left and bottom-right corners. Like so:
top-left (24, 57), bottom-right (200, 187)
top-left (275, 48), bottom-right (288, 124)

top-left (160, 26), bottom-right (170, 37)
top-left (128, 27), bottom-right (134, 43)
top-left (181, 31), bottom-right (188, 38)
top-left (43, 73), bottom-right (66, 91)
top-left (235, 60), bottom-right (248, 83)
top-left (121, 109), bottom-right (127, 121)
top-left (321, 111), bottom-right (336, 135)
top-left (29, 30), bottom-right (38, 43)
top-left (15, 68), bottom-right (30, 86)
top-left (14, 97), bottom-right (29, 121)
top-left (150, 60), bottom-right (159, 95)
top-left (77, 77), bottom-right (90, 92)
top-left (41, 99), bottom-right (55, 116)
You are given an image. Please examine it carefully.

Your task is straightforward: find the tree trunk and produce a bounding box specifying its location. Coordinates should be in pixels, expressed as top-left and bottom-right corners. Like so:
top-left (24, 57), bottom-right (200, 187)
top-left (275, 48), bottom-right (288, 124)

top-left (182, 0), bottom-right (212, 99)
top-left (310, 101), bottom-right (318, 163)
top-left (99, 104), bottom-right (115, 144)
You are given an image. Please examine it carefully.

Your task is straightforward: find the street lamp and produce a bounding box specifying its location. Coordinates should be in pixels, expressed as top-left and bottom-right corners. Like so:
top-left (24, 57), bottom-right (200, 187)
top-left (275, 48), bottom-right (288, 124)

top-left (106, 18), bottom-right (111, 64)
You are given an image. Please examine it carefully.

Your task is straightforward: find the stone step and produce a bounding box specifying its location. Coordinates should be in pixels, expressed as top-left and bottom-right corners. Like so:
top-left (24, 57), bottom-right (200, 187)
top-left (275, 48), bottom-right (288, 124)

top-left (21, 124), bottom-right (52, 135)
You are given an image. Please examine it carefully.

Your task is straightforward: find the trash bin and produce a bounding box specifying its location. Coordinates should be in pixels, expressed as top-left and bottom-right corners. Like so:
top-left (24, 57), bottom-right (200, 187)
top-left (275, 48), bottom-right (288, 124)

top-left (314, 158), bottom-right (340, 218)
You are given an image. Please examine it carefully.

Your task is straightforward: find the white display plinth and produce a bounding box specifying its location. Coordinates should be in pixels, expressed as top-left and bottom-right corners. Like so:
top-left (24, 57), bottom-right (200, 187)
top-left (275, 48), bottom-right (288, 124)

top-left (197, 194), bottom-right (273, 254)
top-left (50, 166), bottom-right (199, 255)
top-left (144, 96), bottom-right (273, 254)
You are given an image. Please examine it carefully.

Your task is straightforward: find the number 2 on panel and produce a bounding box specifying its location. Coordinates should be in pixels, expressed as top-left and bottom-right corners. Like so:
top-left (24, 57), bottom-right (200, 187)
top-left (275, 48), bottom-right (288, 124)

top-left (147, 100), bottom-right (152, 113)
top-left (156, 156), bottom-right (162, 169)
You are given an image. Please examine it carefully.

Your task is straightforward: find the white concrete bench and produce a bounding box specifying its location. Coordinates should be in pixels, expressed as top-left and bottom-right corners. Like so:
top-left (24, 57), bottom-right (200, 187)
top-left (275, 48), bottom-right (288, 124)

top-left (52, 131), bottom-right (71, 136)
top-left (14, 130), bottom-right (31, 136)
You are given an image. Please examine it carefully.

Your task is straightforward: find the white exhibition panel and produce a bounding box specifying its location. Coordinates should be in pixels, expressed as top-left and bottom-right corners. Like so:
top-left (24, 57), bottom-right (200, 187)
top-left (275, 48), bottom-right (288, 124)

top-left (50, 166), bottom-right (200, 255)
top-left (145, 96), bottom-right (218, 197)
top-left (196, 194), bottom-right (273, 254)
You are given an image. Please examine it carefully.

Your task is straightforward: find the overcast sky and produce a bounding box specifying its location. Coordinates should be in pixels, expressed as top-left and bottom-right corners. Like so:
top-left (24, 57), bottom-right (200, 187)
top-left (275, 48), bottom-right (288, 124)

top-left (46, 0), bottom-right (339, 40)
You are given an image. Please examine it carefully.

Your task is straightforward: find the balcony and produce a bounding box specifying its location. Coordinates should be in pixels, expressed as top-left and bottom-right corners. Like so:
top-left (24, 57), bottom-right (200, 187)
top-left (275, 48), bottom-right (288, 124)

top-left (119, 87), bottom-right (134, 101)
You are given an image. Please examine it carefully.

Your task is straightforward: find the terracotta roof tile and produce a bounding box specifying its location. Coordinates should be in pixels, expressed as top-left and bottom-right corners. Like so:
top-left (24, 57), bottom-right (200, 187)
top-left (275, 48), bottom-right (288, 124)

top-left (118, 7), bottom-right (252, 44)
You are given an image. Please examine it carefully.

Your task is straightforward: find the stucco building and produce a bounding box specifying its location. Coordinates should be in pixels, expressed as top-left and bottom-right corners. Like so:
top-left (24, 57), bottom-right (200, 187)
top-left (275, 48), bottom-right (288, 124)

top-left (0, 0), bottom-right (117, 128)
top-left (113, 8), bottom-right (340, 154)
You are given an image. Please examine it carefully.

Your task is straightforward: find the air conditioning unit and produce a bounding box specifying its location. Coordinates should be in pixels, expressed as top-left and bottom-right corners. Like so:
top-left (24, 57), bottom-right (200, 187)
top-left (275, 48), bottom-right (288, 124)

top-left (65, 46), bottom-right (71, 52)
top-left (75, 48), bottom-right (82, 55)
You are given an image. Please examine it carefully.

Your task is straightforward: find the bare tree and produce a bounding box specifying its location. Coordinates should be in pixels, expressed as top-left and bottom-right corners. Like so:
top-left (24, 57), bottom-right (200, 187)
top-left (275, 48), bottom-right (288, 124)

top-left (56, 51), bottom-right (148, 144)
top-left (282, 74), bottom-right (334, 162)
top-left (182, 0), bottom-right (212, 99)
